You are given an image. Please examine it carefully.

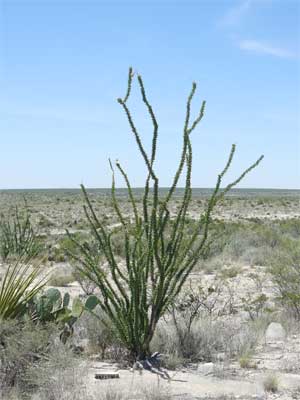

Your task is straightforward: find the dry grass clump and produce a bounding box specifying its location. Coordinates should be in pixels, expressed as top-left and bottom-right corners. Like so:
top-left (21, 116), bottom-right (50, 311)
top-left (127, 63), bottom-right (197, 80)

top-left (73, 308), bottom-right (127, 362)
top-left (263, 373), bottom-right (279, 393)
top-left (0, 320), bottom-right (56, 394)
top-left (0, 319), bottom-right (89, 400)
top-left (95, 384), bottom-right (173, 400)
top-left (150, 274), bottom-right (268, 367)
top-left (29, 347), bottom-right (90, 400)
top-left (152, 317), bottom-right (243, 364)
top-left (96, 388), bottom-right (124, 400)
top-left (142, 384), bottom-right (172, 400)
top-left (238, 352), bottom-right (257, 369)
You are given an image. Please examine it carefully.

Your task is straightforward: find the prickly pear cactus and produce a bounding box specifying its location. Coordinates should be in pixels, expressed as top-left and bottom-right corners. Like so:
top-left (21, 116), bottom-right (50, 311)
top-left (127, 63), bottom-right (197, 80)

top-left (30, 289), bottom-right (99, 342)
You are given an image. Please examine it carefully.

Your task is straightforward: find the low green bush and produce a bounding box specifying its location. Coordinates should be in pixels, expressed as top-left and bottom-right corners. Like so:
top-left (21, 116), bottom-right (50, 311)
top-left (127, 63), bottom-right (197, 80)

top-left (269, 239), bottom-right (300, 319)
top-left (198, 219), bottom-right (300, 269)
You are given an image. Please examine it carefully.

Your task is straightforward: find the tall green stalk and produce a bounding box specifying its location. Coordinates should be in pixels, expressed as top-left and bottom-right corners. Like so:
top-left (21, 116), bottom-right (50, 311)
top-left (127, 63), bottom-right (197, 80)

top-left (68, 68), bottom-right (263, 359)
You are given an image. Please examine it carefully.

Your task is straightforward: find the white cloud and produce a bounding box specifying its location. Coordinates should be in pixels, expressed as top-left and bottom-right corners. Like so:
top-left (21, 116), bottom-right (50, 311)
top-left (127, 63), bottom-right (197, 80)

top-left (219, 0), bottom-right (252, 27)
top-left (239, 39), bottom-right (297, 59)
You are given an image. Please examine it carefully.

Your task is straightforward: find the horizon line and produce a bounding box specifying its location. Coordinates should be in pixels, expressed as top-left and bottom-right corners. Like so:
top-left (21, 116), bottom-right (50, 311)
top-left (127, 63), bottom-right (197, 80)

top-left (1, 187), bottom-right (300, 191)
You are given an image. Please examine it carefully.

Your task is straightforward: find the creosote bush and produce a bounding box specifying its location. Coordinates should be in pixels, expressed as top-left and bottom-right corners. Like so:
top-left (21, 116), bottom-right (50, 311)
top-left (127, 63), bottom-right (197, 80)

top-left (68, 68), bottom-right (263, 360)
top-left (269, 240), bottom-right (300, 319)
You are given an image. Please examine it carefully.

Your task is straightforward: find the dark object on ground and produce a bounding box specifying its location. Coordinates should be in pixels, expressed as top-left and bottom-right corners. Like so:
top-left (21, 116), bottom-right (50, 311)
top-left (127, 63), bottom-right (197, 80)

top-left (133, 352), bottom-right (171, 380)
top-left (94, 372), bottom-right (120, 380)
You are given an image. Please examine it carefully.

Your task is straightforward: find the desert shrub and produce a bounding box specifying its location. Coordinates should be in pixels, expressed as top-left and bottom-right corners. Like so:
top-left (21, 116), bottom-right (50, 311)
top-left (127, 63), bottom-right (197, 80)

top-left (62, 233), bottom-right (103, 293)
top-left (151, 279), bottom-right (231, 361)
top-left (238, 352), bottom-right (257, 369)
top-left (239, 245), bottom-right (273, 266)
top-left (150, 321), bottom-right (179, 357)
top-left (76, 308), bottom-right (121, 359)
top-left (222, 224), bottom-right (280, 265)
top-left (201, 256), bottom-right (226, 274)
top-left (240, 292), bottom-right (269, 321)
top-left (276, 218), bottom-right (300, 239)
top-left (0, 319), bottom-right (90, 400)
top-left (152, 316), bottom-right (236, 362)
top-left (219, 265), bottom-right (241, 279)
top-left (0, 207), bottom-right (42, 261)
top-left (72, 269), bottom-right (97, 295)
top-left (269, 239), bottom-right (300, 319)
top-left (0, 320), bottom-right (57, 394)
top-left (240, 274), bottom-right (271, 320)
top-left (109, 228), bottom-right (127, 258)
top-left (200, 219), bottom-right (299, 268)
top-left (181, 318), bottom-right (234, 361)
top-left (48, 232), bottom-right (101, 265)
top-left (152, 307), bottom-right (265, 364)
top-left (27, 343), bottom-right (89, 400)
top-left (231, 319), bottom-right (263, 358)
top-left (48, 272), bottom-right (75, 287)
top-left (38, 214), bottom-right (55, 229)
top-left (47, 244), bottom-right (66, 263)
top-left (58, 234), bottom-right (86, 256)
top-left (68, 68), bottom-right (262, 360)
top-left (161, 352), bottom-right (184, 370)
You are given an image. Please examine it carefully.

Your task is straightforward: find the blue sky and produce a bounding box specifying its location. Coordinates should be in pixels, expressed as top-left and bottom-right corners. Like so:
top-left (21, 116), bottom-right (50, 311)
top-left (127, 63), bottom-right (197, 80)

top-left (0, 0), bottom-right (299, 189)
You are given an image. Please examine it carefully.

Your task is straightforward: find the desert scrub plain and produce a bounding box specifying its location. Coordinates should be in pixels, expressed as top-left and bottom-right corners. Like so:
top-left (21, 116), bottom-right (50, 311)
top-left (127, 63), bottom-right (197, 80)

top-left (0, 71), bottom-right (299, 400)
top-left (0, 189), bottom-right (300, 400)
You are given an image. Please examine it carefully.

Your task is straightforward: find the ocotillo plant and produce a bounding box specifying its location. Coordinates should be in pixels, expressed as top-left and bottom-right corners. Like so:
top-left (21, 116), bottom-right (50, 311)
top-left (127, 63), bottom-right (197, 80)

top-left (68, 68), bottom-right (263, 360)
top-left (0, 206), bottom-right (41, 261)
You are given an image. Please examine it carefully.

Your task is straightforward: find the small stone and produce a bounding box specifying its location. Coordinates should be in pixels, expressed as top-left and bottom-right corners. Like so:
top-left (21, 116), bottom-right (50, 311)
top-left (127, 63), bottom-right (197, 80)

top-left (216, 352), bottom-right (226, 361)
top-left (265, 322), bottom-right (286, 342)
